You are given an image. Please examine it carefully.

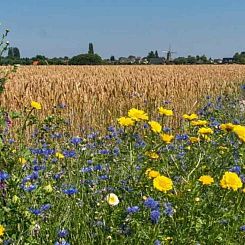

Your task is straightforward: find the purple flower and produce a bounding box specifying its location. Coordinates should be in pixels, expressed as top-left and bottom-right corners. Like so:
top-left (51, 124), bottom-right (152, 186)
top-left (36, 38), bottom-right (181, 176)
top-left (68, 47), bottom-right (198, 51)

top-left (229, 165), bottom-right (241, 175)
top-left (164, 202), bottom-right (174, 217)
top-left (0, 171), bottom-right (9, 181)
top-left (144, 197), bottom-right (159, 210)
top-left (58, 229), bottom-right (69, 238)
top-left (126, 206), bottom-right (140, 214)
top-left (154, 240), bottom-right (161, 245)
top-left (150, 210), bottom-right (160, 224)
top-left (63, 188), bottom-right (78, 195)
top-left (240, 225), bottom-right (245, 231)
top-left (70, 137), bottom-right (82, 145)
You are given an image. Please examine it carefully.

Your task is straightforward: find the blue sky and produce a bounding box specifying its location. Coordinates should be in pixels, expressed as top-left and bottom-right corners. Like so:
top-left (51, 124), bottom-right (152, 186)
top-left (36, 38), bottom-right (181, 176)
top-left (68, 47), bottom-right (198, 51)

top-left (1, 0), bottom-right (245, 58)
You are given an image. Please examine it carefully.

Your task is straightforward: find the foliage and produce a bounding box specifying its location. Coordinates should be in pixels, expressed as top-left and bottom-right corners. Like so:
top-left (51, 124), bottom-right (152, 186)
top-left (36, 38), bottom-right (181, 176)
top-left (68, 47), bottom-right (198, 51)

top-left (8, 47), bottom-right (20, 59)
top-left (69, 53), bottom-right (103, 65)
top-left (0, 88), bottom-right (244, 244)
top-left (88, 43), bottom-right (94, 55)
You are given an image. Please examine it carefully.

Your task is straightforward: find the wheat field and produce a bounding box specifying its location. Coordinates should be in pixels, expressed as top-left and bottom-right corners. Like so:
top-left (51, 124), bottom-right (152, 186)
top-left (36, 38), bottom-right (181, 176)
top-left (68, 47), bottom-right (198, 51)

top-left (1, 65), bottom-right (245, 132)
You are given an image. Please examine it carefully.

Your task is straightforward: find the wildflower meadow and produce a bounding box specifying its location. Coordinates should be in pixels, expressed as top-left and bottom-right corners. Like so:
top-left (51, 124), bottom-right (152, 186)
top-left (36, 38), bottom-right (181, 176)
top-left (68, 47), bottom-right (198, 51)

top-left (0, 88), bottom-right (245, 244)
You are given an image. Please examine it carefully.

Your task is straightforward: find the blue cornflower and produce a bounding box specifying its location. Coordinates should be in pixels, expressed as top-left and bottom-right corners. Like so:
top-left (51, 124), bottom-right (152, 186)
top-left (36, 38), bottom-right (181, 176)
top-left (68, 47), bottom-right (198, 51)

top-left (241, 84), bottom-right (245, 90)
top-left (229, 165), bottom-right (241, 175)
top-left (176, 134), bottom-right (189, 141)
top-left (81, 166), bottom-right (93, 173)
top-left (53, 172), bottom-right (64, 180)
top-left (98, 175), bottom-right (108, 180)
top-left (240, 225), bottom-right (245, 231)
top-left (113, 147), bottom-right (120, 156)
top-left (150, 210), bottom-right (160, 224)
top-left (107, 126), bottom-right (116, 132)
top-left (54, 240), bottom-right (70, 245)
top-left (29, 204), bottom-right (51, 216)
top-left (164, 202), bottom-right (174, 217)
top-left (8, 139), bottom-right (15, 144)
top-left (63, 150), bottom-right (76, 158)
top-left (70, 136), bottom-right (82, 145)
top-left (127, 206), bottom-right (140, 214)
top-left (99, 149), bottom-right (110, 154)
top-left (144, 197), bottom-right (159, 210)
top-left (58, 229), bottom-right (69, 238)
top-left (240, 174), bottom-right (245, 184)
top-left (154, 240), bottom-right (161, 245)
top-left (0, 171), bottom-right (9, 181)
top-left (93, 164), bottom-right (102, 171)
top-left (41, 204), bottom-right (51, 212)
top-left (87, 160), bottom-right (93, 164)
top-left (63, 188), bottom-right (78, 195)
top-left (21, 183), bottom-right (37, 192)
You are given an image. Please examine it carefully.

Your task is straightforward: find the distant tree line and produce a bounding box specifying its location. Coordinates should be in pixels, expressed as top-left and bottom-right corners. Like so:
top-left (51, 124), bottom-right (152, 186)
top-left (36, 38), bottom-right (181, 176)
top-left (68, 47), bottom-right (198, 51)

top-left (1, 43), bottom-right (245, 65)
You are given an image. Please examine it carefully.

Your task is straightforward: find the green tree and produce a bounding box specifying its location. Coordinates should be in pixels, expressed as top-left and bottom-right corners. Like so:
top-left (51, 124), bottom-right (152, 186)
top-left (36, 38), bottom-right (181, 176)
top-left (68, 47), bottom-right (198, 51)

top-left (8, 47), bottom-right (20, 59)
top-left (155, 50), bottom-right (159, 58)
top-left (69, 53), bottom-right (102, 65)
top-left (88, 43), bottom-right (94, 55)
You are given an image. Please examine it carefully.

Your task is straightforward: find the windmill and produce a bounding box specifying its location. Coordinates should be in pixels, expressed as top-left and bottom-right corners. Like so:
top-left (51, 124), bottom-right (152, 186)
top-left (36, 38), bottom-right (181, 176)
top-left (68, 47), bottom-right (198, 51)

top-left (162, 45), bottom-right (177, 62)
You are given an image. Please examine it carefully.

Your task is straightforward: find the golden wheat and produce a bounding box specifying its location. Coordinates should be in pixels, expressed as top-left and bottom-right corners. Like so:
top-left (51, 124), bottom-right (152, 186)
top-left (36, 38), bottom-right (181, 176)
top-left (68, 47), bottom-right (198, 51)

top-left (0, 65), bottom-right (245, 132)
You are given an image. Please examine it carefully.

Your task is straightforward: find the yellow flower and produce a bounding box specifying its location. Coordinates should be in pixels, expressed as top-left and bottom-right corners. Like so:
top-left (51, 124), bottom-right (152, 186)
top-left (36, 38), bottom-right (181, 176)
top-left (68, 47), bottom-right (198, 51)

top-left (198, 175), bottom-right (214, 185)
top-left (31, 101), bottom-right (42, 110)
top-left (0, 225), bottom-right (5, 237)
top-left (183, 113), bottom-right (198, 121)
top-left (128, 108), bottom-right (148, 121)
top-left (106, 193), bottom-right (119, 206)
top-left (198, 127), bottom-right (214, 135)
top-left (242, 188), bottom-right (245, 193)
top-left (145, 168), bottom-right (160, 179)
top-left (19, 157), bottom-right (27, 165)
top-left (153, 175), bottom-right (173, 192)
top-left (220, 172), bottom-right (243, 191)
top-left (160, 133), bottom-right (174, 144)
top-left (12, 195), bottom-right (20, 203)
top-left (117, 117), bottom-right (135, 127)
top-left (233, 125), bottom-right (245, 143)
top-left (189, 137), bottom-right (200, 143)
top-left (219, 123), bottom-right (235, 132)
top-left (43, 184), bottom-right (53, 193)
top-left (145, 151), bottom-right (159, 159)
top-left (55, 152), bottom-right (64, 159)
top-left (158, 107), bottom-right (173, 116)
top-left (191, 120), bottom-right (208, 126)
top-left (148, 121), bottom-right (162, 133)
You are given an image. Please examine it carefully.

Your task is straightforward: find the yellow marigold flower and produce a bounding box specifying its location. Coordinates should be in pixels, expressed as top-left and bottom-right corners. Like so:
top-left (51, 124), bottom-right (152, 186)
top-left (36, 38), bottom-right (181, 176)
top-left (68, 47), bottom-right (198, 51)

top-left (117, 117), bottom-right (135, 127)
top-left (145, 151), bottom-right (159, 159)
top-left (0, 225), bottom-right (5, 237)
top-left (160, 133), bottom-right (174, 144)
top-left (55, 152), bottom-right (64, 159)
top-left (189, 137), bottom-right (200, 143)
top-left (158, 107), bottom-right (173, 116)
top-left (128, 108), bottom-right (148, 121)
top-left (153, 175), bottom-right (173, 192)
top-left (31, 101), bottom-right (42, 110)
top-left (233, 125), bottom-right (245, 143)
top-left (183, 113), bottom-right (198, 121)
top-left (145, 168), bottom-right (160, 179)
top-left (148, 121), bottom-right (162, 133)
top-left (219, 123), bottom-right (235, 132)
top-left (198, 127), bottom-right (214, 135)
top-left (19, 157), bottom-right (27, 165)
top-left (106, 193), bottom-right (119, 206)
top-left (220, 171), bottom-right (243, 191)
top-left (198, 175), bottom-right (214, 185)
top-left (191, 120), bottom-right (208, 126)
top-left (242, 188), bottom-right (245, 193)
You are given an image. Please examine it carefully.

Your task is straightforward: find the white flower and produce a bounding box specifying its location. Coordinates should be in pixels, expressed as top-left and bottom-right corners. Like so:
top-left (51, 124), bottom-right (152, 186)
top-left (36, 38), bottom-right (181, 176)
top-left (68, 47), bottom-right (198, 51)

top-left (106, 193), bottom-right (119, 206)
